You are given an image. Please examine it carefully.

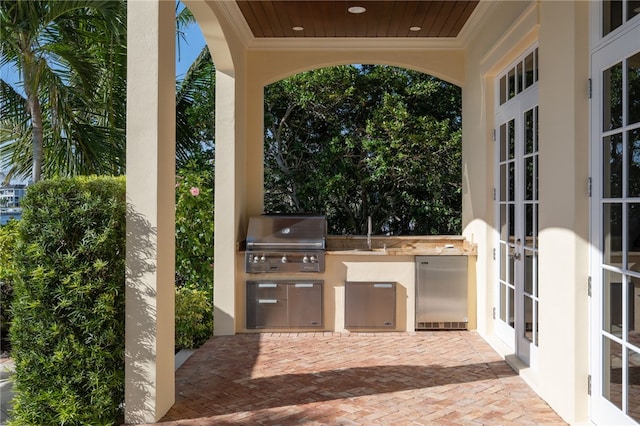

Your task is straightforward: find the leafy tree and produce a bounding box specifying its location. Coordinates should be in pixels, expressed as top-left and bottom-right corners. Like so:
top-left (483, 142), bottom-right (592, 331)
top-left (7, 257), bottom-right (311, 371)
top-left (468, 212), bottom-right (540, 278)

top-left (175, 151), bottom-right (214, 348)
top-left (0, 0), bottom-right (127, 182)
top-left (264, 65), bottom-right (462, 235)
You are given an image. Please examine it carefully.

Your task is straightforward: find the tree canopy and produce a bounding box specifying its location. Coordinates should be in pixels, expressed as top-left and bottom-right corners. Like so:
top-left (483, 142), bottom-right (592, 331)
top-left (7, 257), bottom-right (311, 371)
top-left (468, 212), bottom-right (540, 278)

top-left (264, 65), bottom-right (462, 235)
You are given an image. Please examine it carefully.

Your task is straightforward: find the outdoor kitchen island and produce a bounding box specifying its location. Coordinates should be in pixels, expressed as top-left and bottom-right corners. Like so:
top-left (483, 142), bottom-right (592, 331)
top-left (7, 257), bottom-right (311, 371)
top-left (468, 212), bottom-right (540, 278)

top-left (237, 234), bottom-right (477, 333)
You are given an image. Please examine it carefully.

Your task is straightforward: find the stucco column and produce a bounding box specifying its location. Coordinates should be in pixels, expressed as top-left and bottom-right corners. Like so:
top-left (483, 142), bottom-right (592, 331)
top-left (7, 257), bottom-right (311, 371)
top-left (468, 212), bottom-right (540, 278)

top-left (537, 1), bottom-right (589, 423)
top-left (214, 70), bottom-right (240, 335)
top-left (125, 0), bottom-right (175, 422)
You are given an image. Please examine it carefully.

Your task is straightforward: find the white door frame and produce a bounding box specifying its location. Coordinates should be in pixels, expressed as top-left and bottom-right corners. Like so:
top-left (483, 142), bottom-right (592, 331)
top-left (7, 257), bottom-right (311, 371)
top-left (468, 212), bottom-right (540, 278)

top-left (589, 19), bottom-right (640, 425)
top-left (494, 45), bottom-right (539, 367)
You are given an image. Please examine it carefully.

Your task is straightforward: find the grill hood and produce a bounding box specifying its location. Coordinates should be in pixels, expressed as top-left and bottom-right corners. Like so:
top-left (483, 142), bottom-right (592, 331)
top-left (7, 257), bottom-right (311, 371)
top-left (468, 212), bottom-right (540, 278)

top-left (245, 214), bottom-right (327, 251)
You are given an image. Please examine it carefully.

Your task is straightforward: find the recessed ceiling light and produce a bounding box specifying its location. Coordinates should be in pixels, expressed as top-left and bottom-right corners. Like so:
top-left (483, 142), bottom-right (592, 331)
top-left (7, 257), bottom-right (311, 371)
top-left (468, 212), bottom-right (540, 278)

top-left (348, 6), bottom-right (366, 14)
top-left (410, 26), bottom-right (422, 32)
top-left (292, 26), bottom-right (304, 31)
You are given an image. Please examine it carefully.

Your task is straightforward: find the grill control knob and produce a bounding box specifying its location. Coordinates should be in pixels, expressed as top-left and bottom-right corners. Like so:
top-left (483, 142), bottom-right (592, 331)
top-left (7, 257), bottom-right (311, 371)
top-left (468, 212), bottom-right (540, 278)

top-left (302, 255), bottom-right (309, 263)
top-left (260, 255), bottom-right (266, 262)
top-left (252, 255), bottom-right (259, 263)
top-left (281, 255), bottom-right (288, 263)
top-left (310, 255), bottom-right (317, 263)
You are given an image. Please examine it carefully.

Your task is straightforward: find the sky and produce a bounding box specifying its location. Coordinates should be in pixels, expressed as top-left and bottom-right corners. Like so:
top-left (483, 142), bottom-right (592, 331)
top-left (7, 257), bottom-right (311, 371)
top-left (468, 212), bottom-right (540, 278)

top-left (0, 14), bottom-right (206, 184)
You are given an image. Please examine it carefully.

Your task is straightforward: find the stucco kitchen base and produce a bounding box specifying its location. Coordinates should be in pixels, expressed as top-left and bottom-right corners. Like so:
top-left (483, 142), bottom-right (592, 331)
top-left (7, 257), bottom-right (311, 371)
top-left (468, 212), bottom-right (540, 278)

top-left (237, 236), bottom-right (477, 333)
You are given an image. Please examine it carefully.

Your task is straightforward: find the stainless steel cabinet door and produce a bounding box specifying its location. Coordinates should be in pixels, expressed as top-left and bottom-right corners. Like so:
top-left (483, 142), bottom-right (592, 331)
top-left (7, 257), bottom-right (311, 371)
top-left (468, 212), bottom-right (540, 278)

top-left (345, 282), bottom-right (396, 328)
top-left (288, 282), bottom-right (323, 327)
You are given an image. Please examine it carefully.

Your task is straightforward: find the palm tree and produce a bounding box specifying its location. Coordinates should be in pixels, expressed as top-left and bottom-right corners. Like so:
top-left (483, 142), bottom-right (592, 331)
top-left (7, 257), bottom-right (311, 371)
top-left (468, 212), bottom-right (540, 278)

top-left (175, 4), bottom-right (215, 167)
top-left (0, 0), bottom-right (126, 182)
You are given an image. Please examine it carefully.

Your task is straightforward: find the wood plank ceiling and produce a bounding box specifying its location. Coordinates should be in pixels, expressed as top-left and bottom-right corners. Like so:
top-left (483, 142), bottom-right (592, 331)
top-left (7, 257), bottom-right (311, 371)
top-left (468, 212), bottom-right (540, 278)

top-left (236, 1), bottom-right (479, 38)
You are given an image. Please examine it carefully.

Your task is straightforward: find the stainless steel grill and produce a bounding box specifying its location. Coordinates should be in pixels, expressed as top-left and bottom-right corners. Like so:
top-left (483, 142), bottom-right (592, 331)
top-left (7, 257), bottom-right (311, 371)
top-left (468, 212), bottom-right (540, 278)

top-left (245, 214), bottom-right (326, 273)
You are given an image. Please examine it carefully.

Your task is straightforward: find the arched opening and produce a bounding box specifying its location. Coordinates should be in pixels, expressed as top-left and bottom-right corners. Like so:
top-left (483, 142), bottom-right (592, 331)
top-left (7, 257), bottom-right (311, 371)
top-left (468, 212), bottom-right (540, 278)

top-left (263, 64), bottom-right (462, 236)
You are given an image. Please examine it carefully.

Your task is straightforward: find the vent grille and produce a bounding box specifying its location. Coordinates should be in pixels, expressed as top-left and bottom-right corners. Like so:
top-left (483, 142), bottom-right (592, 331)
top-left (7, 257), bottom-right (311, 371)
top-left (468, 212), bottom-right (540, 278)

top-left (416, 321), bottom-right (468, 330)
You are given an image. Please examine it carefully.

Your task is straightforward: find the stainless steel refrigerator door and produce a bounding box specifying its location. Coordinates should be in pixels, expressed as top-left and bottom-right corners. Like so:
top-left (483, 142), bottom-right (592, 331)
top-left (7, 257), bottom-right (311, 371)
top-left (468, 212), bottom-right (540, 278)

top-left (415, 256), bottom-right (468, 326)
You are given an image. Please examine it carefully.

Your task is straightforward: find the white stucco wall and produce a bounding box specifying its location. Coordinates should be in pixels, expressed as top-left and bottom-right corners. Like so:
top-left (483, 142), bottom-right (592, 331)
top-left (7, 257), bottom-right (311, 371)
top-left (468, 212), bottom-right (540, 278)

top-left (462, 1), bottom-right (590, 424)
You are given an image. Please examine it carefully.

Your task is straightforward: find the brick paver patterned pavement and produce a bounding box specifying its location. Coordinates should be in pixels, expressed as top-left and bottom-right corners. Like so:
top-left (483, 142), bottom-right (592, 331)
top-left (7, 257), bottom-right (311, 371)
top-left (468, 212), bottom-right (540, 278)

top-left (154, 331), bottom-right (566, 425)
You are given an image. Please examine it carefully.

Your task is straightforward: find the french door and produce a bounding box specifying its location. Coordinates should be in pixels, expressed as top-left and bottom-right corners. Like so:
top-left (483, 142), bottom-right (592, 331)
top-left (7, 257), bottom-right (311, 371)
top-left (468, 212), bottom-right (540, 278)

top-left (495, 46), bottom-right (539, 366)
top-left (590, 19), bottom-right (640, 425)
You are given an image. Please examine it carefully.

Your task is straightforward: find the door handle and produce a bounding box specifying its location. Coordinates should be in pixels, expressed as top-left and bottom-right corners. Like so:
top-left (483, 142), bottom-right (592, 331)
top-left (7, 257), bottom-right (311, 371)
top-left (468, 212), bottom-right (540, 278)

top-left (514, 252), bottom-right (522, 261)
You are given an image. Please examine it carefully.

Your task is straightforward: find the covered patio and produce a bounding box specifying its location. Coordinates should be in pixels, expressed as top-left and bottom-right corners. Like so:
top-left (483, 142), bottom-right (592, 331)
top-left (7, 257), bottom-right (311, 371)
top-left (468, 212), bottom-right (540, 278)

top-left (125, 0), bottom-right (640, 424)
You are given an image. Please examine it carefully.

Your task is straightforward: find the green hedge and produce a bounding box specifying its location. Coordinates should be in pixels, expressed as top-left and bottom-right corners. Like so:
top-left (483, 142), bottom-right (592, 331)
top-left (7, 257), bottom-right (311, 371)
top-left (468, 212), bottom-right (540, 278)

top-left (0, 220), bottom-right (19, 352)
top-left (9, 176), bottom-right (126, 425)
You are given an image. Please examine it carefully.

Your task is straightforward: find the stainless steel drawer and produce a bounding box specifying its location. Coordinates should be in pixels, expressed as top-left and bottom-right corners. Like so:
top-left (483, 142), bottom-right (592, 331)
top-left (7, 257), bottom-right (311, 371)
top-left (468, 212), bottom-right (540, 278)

top-left (246, 281), bottom-right (288, 299)
top-left (247, 298), bottom-right (288, 328)
top-left (246, 280), bottom-right (323, 329)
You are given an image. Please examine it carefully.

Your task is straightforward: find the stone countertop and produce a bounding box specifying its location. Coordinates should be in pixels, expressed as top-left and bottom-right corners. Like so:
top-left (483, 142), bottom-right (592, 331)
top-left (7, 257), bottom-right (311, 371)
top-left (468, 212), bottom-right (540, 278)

top-left (325, 235), bottom-right (477, 256)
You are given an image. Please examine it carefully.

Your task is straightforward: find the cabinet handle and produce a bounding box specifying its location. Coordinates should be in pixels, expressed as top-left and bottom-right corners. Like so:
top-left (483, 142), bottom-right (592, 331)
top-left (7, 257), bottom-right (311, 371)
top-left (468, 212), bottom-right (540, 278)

top-left (258, 299), bottom-right (278, 304)
top-left (374, 283), bottom-right (393, 288)
top-left (295, 283), bottom-right (314, 288)
top-left (258, 283), bottom-right (278, 288)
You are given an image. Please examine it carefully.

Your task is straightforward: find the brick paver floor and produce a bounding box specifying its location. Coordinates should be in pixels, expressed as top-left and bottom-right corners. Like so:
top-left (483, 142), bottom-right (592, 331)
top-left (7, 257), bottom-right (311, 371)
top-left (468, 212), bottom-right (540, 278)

top-left (156, 331), bottom-right (566, 425)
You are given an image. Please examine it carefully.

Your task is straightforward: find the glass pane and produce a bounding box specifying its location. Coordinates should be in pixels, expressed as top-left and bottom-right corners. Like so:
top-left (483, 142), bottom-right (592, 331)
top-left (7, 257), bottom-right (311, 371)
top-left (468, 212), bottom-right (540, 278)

top-left (500, 204), bottom-right (508, 241)
top-left (524, 51), bottom-right (535, 88)
top-left (604, 62), bottom-right (624, 131)
top-left (525, 109), bottom-right (534, 154)
top-left (524, 249), bottom-right (534, 294)
top-left (500, 164), bottom-right (507, 201)
top-left (509, 203), bottom-right (515, 243)
top-left (627, 348), bottom-right (640, 423)
top-left (509, 163), bottom-right (515, 201)
top-left (524, 295), bottom-right (533, 342)
top-left (604, 203), bottom-right (624, 265)
top-left (603, 336), bottom-right (623, 410)
top-left (500, 75), bottom-right (507, 105)
top-left (628, 204), bottom-right (640, 269)
top-left (604, 269), bottom-right (624, 336)
top-left (604, 133), bottom-right (624, 198)
top-left (525, 157), bottom-right (534, 200)
top-left (534, 106), bottom-right (538, 152)
top-left (629, 1), bottom-right (640, 22)
top-left (535, 154), bottom-right (539, 200)
top-left (509, 119), bottom-right (515, 159)
top-left (629, 52), bottom-right (640, 125)
top-left (500, 243), bottom-right (507, 281)
top-left (509, 249), bottom-right (515, 284)
top-left (508, 68), bottom-right (516, 100)
top-left (500, 123), bottom-right (507, 162)
top-left (525, 203), bottom-right (533, 240)
top-left (500, 283), bottom-right (507, 322)
top-left (508, 286), bottom-right (515, 327)
top-left (534, 203), bottom-right (539, 248)
top-left (516, 62), bottom-right (523, 94)
top-left (630, 130), bottom-right (640, 197)
top-left (603, 0), bottom-right (624, 37)
top-left (534, 48), bottom-right (538, 83)
top-left (632, 276), bottom-right (640, 345)
top-left (534, 301), bottom-right (539, 346)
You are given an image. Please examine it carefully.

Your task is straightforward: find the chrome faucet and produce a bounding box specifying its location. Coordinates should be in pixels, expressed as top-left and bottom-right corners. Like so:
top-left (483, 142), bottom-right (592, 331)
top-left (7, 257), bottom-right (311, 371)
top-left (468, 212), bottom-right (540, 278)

top-left (367, 216), bottom-right (372, 250)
